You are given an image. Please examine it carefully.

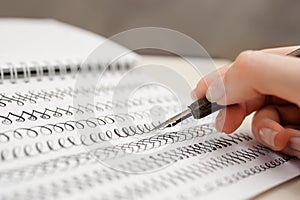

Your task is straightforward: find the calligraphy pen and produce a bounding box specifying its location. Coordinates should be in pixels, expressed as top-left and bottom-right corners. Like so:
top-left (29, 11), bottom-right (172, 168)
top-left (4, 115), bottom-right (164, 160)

top-left (153, 48), bottom-right (300, 130)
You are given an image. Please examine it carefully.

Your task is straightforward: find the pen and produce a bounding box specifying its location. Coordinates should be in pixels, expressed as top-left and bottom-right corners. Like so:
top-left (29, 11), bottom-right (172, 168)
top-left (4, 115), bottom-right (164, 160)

top-left (153, 47), bottom-right (300, 130)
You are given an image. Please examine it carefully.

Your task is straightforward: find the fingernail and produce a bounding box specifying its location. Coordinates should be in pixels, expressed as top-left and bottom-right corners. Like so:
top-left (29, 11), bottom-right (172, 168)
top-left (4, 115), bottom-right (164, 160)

top-left (191, 91), bottom-right (197, 100)
top-left (289, 137), bottom-right (300, 151)
top-left (206, 78), bottom-right (225, 103)
top-left (215, 109), bottom-right (225, 131)
top-left (259, 128), bottom-right (278, 148)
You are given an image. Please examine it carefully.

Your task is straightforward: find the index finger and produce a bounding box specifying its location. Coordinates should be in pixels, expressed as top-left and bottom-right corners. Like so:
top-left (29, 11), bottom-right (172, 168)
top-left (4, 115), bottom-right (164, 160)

top-left (215, 50), bottom-right (300, 106)
top-left (192, 46), bottom-right (300, 100)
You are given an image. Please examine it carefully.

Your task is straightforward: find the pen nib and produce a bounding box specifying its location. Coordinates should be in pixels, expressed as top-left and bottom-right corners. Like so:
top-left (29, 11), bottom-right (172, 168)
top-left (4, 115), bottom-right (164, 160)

top-left (152, 109), bottom-right (192, 131)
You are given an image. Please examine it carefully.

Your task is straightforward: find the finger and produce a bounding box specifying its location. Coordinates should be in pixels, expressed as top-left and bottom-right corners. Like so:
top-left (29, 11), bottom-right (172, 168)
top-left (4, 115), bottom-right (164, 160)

top-left (281, 127), bottom-right (300, 156)
top-left (214, 95), bottom-right (297, 134)
top-left (192, 46), bottom-right (300, 99)
top-left (192, 46), bottom-right (299, 100)
top-left (193, 46), bottom-right (299, 99)
top-left (253, 104), bottom-right (300, 126)
top-left (207, 51), bottom-right (300, 106)
top-left (215, 95), bottom-right (266, 133)
top-left (281, 146), bottom-right (300, 157)
top-left (215, 104), bottom-right (245, 133)
top-left (192, 64), bottom-right (230, 99)
top-left (251, 105), bottom-right (299, 151)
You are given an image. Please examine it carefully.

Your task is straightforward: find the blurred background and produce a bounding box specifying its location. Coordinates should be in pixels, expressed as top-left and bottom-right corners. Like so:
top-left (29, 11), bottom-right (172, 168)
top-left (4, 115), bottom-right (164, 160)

top-left (0, 0), bottom-right (299, 59)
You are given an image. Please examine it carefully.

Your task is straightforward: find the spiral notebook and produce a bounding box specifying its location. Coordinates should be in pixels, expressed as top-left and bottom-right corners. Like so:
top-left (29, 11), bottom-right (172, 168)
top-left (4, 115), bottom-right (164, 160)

top-left (0, 18), bottom-right (299, 200)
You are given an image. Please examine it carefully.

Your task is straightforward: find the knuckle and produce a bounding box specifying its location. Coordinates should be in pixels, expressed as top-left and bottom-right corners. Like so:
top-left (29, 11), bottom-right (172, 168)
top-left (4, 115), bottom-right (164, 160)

top-left (234, 50), bottom-right (255, 73)
top-left (236, 50), bottom-right (254, 65)
top-left (231, 50), bottom-right (258, 82)
top-left (196, 78), bottom-right (208, 91)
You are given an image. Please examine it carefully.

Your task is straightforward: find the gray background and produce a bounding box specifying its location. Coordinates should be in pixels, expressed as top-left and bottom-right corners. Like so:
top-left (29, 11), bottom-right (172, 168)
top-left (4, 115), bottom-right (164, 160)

top-left (0, 0), bottom-right (299, 59)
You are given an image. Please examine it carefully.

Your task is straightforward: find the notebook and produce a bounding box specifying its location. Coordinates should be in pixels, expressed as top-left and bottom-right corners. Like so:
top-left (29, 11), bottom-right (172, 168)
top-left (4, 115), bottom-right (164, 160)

top-left (0, 18), bottom-right (299, 200)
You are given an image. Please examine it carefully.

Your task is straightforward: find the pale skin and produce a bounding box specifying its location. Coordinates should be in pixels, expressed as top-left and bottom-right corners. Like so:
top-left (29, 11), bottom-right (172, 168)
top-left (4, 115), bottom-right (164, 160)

top-left (193, 46), bottom-right (300, 156)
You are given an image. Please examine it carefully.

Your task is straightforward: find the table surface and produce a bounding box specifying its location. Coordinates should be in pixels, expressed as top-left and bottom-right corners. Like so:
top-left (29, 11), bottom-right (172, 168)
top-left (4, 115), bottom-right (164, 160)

top-left (139, 55), bottom-right (300, 200)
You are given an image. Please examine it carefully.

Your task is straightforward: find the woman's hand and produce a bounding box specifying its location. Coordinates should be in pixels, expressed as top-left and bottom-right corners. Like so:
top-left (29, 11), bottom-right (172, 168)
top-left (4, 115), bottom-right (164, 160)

top-left (193, 46), bottom-right (300, 156)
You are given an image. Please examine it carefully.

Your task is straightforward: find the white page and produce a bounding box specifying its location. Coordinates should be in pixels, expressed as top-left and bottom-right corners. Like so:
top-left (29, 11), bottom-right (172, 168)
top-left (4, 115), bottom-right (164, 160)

top-left (0, 71), bottom-right (298, 200)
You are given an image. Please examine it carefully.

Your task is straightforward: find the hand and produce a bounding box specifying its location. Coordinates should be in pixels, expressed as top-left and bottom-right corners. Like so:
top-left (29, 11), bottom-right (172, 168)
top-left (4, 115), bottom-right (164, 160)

top-left (193, 46), bottom-right (300, 156)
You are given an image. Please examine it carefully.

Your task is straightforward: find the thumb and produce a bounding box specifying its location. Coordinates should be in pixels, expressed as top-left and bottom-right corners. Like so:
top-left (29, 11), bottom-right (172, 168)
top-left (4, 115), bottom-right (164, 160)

top-left (206, 50), bottom-right (300, 106)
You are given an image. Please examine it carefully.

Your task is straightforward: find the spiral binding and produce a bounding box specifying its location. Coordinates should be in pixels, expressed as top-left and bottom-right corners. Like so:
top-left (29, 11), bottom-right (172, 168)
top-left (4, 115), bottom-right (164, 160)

top-left (0, 60), bottom-right (133, 83)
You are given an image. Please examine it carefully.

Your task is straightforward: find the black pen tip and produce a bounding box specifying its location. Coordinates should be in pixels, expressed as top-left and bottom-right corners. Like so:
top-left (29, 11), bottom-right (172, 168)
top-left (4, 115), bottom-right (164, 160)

top-left (166, 124), bottom-right (172, 128)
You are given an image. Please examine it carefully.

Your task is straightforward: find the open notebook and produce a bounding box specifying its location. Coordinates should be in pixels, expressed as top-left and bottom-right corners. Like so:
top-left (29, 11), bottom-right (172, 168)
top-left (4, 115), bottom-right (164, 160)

top-left (0, 19), bottom-right (299, 200)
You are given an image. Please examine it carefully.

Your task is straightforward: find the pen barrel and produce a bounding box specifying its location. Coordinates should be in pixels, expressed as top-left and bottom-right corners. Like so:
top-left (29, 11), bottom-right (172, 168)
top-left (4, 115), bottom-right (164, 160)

top-left (188, 97), bottom-right (225, 119)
